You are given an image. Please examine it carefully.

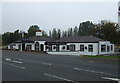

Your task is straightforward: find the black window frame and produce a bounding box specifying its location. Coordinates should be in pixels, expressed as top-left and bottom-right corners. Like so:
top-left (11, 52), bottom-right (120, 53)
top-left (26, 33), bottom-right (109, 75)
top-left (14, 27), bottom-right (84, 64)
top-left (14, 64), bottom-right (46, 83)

top-left (18, 44), bottom-right (21, 50)
top-left (70, 44), bottom-right (75, 51)
top-left (111, 45), bottom-right (113, 51)
top-left (101, 45), bottom-right (106, 52)
top-left (67, 45), bottom-right (70, 50)
top-left (107, 46), bottom-right (110, 52)
top-left (27, 45), bottom-right (32, 50)
top-left (88, 44), bottom-right (93, 52)
top-left (80, 45), bottom-right (84, 52)
top-left (56, 45), bottom-right (59, 51)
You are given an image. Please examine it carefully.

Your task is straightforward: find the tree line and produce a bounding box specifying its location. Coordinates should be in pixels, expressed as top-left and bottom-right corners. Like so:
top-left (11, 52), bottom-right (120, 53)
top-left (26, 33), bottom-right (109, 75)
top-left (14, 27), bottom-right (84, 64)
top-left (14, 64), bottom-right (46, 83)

top-left (1, 20), bottom-right (120, 46)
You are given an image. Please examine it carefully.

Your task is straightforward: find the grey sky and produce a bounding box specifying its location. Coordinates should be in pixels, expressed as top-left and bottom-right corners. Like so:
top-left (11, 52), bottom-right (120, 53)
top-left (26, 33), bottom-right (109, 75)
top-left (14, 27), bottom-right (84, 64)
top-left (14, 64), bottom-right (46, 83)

top-left (2, 2), bottom-right (118, 34)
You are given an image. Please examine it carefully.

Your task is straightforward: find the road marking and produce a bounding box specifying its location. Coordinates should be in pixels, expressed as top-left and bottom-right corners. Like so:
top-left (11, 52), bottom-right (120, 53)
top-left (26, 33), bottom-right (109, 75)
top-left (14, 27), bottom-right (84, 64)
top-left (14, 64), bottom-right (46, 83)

top-left (42, 62), bottom-right (52, 66)
top-left (5, 58), bottom-right (23, 64)
top-left (2, 62), bottom-right (25, 69)
top-left (12, 60), bottom-right (23, 64)
top-left (74, 67), bottom-right (118, 77)
top-left (101, 77), bottom-right (119, 81)
top-left (44, 73), bottom-right (78, 83)
top-left (5, 58), bottom-right (11, 61)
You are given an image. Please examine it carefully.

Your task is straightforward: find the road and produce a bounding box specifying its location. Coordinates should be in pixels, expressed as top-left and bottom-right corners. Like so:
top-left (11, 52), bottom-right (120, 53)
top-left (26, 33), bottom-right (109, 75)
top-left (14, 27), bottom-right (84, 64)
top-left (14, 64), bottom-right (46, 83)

top-left (1, 50), bottom-right (120, 83)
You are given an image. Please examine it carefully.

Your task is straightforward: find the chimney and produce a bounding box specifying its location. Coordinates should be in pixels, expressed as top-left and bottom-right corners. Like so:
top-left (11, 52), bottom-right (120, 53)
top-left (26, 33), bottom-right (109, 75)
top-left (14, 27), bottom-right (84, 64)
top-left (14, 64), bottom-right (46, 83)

top-left (36, 30), bottom-right (42, 36)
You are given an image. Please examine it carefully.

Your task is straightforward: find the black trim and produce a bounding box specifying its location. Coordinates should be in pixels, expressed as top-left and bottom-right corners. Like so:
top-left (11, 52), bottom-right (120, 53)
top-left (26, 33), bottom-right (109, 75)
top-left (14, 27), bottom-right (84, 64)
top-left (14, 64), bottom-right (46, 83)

top-left (45, 42), bottom-right (67, 45)
top-left (15, 41), bottom-right (34, 43)
top-left (45, 42), bottom-right (98, 45)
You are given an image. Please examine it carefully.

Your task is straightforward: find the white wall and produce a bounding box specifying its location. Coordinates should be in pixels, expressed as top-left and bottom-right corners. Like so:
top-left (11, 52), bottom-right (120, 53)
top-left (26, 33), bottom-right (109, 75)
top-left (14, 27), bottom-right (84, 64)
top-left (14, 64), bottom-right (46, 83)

top-left (99, 41), bottom-right (114, 55)
top-left (48, 41), bottom-right (114, 56)
top-left (25, 43), bottom-right (34, 50)
top-left (8, 46), bottom-right (10, 49)
top-left (67, 43), bottom-right (98, 55)
top-left (15, 43), bottom-right (22, 51)
top-left (34, 41), bottom-right (46, 51)
top-left (48, 43), bottom-right (99, 55)
top-left (47, 51), bottom-right (80, 56)
top-left (8, 45), bottom-right (16, 50)
top-left (59, 45), bottom-right (67, 51)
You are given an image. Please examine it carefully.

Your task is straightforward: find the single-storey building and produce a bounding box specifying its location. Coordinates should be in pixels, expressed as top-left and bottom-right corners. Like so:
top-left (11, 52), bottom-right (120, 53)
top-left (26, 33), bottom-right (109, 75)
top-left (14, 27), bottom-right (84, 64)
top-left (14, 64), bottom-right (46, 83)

top-left (8, 30), bottom-right (114, 56)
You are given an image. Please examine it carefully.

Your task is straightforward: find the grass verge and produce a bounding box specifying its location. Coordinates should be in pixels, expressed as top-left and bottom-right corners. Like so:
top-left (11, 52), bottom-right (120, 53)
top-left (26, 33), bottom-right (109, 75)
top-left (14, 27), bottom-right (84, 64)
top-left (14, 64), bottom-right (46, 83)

top-left (81, 55), bottom-right (120, 59)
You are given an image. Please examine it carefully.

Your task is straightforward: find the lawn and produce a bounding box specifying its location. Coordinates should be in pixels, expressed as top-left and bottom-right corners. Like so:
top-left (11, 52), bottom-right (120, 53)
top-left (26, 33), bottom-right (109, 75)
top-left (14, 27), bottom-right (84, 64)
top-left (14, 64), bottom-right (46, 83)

top-left (81, 55), bottom-right (120, 59)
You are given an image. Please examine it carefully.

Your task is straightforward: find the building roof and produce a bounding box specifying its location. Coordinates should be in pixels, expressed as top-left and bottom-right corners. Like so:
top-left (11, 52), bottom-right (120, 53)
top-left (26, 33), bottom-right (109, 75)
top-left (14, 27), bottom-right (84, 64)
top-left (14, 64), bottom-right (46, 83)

top-left (36, 30), bottom-right (42, 32)
top-left (15, 39), bottom-right (34, 43)
top-left (14, 36), bottom-right (103, 43)
top-left (28, 36), bottom-right (56, 42)
top-left (15, 36), bottom-right (56, 43)
top-left (56, 36), bottom-right (103, 43)
top-left (8, 43), bottom-right (16, 46)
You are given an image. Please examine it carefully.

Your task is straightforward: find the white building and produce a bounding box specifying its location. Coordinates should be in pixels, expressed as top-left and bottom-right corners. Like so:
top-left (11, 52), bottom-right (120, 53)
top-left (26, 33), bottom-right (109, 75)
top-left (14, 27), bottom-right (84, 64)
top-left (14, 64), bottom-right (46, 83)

top-left (8, 30), bottom-right (114, 56)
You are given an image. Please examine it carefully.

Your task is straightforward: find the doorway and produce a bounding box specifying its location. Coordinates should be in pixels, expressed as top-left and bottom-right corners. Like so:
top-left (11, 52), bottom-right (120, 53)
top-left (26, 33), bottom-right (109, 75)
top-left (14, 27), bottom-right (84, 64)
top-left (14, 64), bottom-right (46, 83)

top-left (40, 44), bottom-right (44, 51)
top-left (22, 44), bottom-right (25, 51)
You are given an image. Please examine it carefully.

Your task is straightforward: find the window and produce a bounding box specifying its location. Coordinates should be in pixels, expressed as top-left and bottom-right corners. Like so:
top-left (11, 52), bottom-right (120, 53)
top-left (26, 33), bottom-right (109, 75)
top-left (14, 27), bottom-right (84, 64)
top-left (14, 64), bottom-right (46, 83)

top-left (101, 45), bottom-right (106, 52)
top-left (80, 45), bottom-right (84, 52)
top-left (49, 45), bottom-right (52, 51)
top-left (10, 45), bottom-right (13, 49)
top-left (111, 45), bottom-right (113, 51)
top-left (26, 45), bottom-right (32, 51)
top-left (67, 45), bottom-right (70, 50)
top-left (88, 45), bottom-right (93, 52)
top-left (107, 46), bottom-right (110, 52)
top-left (18, 45), bottom-right (21, 50)
top-left (62, 46), bottom-right (65, 50)
top-left (56, 45), bottom-right (59, 51)
top-left (70, 44), bottom-right (75, 51)
top-left (119, 7), bottom-right (120, 11)
top-left (119, 7), bottom-right (120, 16)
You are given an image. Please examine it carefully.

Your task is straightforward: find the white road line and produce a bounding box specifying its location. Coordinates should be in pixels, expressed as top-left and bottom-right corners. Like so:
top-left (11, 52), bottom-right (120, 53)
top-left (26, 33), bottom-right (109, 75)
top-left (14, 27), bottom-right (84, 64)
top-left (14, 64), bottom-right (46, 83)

top-left (44, 73), bottom-right (78, 83)
top-left (2, 62), bottom-right (25, 69)
top-left (5, 58), bottom-right (11, 61)
top-left (74, 67), bottom-right (118, 77)
top-left (42, 63), bottom-right (52, 66)
top-left (5, 58), bottom-right (23, 64)
top-left (12, 60), bottom-right (23, 64)
top-left (101, 77), bottom-right (119, 81)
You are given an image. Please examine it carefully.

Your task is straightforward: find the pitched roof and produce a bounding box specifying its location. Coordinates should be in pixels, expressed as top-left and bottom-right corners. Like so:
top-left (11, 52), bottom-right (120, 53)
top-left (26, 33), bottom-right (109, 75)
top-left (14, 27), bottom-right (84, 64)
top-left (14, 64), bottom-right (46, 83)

top-left (14, 36), bottom-right (103, 43)
top-left (15, 36), bottom-right (56, 43)
top-left (56, 36), bottom-right (103, 43)
top-left (28, 36), bottom-right (56, 42)
top-left (15, 39), bottom-right (34, 43)
top-left (8, 43), bottom-right (16, 46)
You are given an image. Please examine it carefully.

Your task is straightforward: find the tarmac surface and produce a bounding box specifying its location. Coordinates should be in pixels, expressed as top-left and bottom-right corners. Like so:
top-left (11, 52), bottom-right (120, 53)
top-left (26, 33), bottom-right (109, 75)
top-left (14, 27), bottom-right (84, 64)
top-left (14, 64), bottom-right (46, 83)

top-left (1, 50), bottom-right (120, 83)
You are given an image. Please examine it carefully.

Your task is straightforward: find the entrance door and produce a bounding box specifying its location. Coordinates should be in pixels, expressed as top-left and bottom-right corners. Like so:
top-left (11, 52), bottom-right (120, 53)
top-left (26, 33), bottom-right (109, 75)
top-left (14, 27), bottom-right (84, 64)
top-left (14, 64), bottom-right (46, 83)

top-left (35, 42), bottom-right (39, 51)
top-left (40, 44), bottom-right (44, 51)
top-left (22, 44), bottom-right (25, 51)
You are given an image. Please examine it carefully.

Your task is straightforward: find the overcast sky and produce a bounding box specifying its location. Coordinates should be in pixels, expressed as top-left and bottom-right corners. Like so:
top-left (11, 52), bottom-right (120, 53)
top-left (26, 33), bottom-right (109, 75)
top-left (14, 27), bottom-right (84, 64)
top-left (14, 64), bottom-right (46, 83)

top-left (1, 1), bottom-right (118, 34)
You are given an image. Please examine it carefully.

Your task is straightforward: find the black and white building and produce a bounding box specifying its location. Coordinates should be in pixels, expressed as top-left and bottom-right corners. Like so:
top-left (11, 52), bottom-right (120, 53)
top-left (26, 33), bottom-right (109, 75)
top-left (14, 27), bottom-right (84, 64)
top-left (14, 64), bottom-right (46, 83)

top-left (8, 30), bottom-right (114, 56)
